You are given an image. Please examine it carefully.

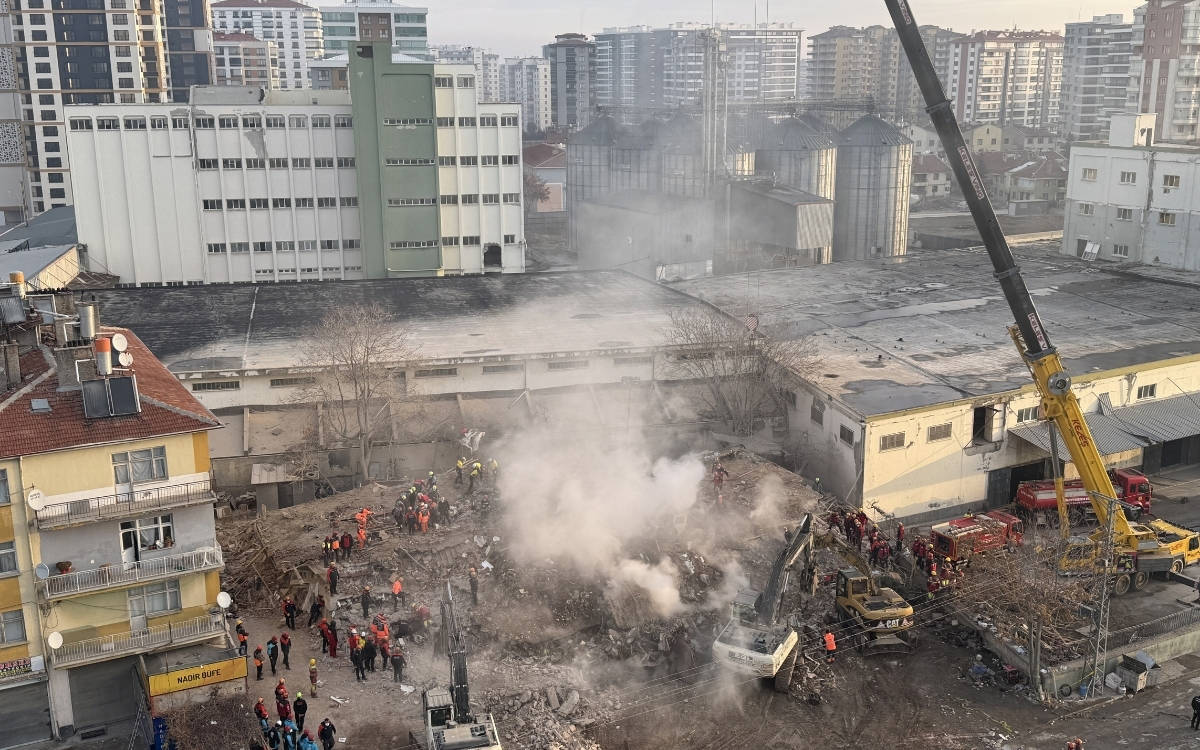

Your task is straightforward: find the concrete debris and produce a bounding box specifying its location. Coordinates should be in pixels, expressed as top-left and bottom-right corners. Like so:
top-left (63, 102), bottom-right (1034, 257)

top-left (557, 689), bottom-right (580, 716)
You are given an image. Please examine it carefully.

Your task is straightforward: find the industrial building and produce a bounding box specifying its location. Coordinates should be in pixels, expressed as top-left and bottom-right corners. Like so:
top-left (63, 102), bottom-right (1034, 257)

top-left (1061, 14), bottom-right (1133, 144)
top-left (210, 0), bottom-right (325, 89)
top-left (1063, 112), bottom-right (1200, 270)
top-left (674, 245), bottom-right (1200, 523)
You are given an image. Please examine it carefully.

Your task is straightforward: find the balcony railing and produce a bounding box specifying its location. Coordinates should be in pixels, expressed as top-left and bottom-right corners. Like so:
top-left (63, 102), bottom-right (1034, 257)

top-left (37, 547), bottom-right (224, 601)
top-left (52, 614), bottom-right (226, 667)
top-left (35, 480), bottom-right (216, 530)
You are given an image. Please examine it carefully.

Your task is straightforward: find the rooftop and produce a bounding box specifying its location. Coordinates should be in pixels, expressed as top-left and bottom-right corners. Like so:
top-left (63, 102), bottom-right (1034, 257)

top-left (0, 206), bottom-right (78, 248)
top-left (523, 142), bottom-right (566, 169)
top-left (211, 0), bottom-right (316, 9)
top-left (0, 328), bottom-right (219, 460)
top-left (1007, 157), bottom-right (1066, 180)
top-left (911, 154), bottom-right (950, 174)
top-left (0, 244), bottom-right (76, 284)
top-left (87, 271), bottom-right (705, 374)
top-left (733, 181), bottom-right (832, 206)
top-left (672, 247), bottom-right (1200, 417)
top-left (213, 32), bottom-right (264, 42)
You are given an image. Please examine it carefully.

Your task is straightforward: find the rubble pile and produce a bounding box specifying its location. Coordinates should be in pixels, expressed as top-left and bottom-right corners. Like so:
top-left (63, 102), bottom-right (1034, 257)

top-left (485, 685), bottom-right (603, 750)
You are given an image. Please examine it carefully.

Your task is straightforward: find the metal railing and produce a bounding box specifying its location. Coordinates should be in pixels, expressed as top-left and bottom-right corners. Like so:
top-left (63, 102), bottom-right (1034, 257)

top-left (52, 614), bottom-right (226, 667)
top-left (37, 547), bottom-right (224, 600)
top-left (35, 480), bottom-right (215, 530)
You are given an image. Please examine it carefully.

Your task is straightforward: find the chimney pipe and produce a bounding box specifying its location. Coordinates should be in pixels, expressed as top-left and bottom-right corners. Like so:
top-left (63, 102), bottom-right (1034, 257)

top-left (8, 271), bottom-right (24, 299)
top-left (77, 301), bottom-right (98, 340)
top-left (95, 337), bottom-right (112, 377)
top-left (0, 342), bottom-right (19, 389)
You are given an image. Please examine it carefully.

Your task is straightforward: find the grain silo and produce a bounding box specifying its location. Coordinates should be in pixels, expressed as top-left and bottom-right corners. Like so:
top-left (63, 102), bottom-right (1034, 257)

top-left (567, 114), bottom-right (623, 251)
top-left (832, 115), bottom-right (912, 262)
top-left (756, 116), bottom-right (837, 199)
top-left (609, 119), bottom-right (663, 195)
top-left (657, 112), bottom-right (707, 198)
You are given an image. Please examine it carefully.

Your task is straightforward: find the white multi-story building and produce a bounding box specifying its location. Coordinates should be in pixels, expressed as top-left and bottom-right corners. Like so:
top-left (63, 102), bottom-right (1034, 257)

top-left (320, 0), bottom-right (427, 56)
top-left (65, 87), bottom-right (361, 285)
top-left (210, 0), bottom-right (324, 89)
top-left (1128, 0), bottom-right (1200, 143)
top-left (656, 23), bottom-right (803, 107)
top-left (213, 32), bottom-right (281, 89)
top-left (0, 0), bottom-right (24, 223)
top-left (1061, 15), bottom-right (1132, 144)
top-left (500, 57), bottom-right (551, 133)
top-left (432, 45), bottom-right (501, 101)
top-left (1063, 112), bottom-right (1200, 270)
top-left (949, 30), bottom-right (1064, 131)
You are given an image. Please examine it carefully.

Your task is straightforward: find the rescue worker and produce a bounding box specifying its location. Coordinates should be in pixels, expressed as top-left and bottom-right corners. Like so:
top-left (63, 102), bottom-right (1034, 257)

top-left (390, 643), bottom-right (406, 682)
top-left (326, 562), bottom-right (339, 595)
top-left (309, 658), bottom-right (319, 697)
top-left (350, 634), bottom-right (366, 682)
top-left (427, 471), bottom-right (437, 491)
top-left (1192, 693), bottom-right (1200, 729)
top-left (318, 719), bottom-right (337, 750)
top-left (321, 535), bottom-right (333, 565)
top-left (299, 729), bottom-right (319, 750)
top-left (317, 619), bottom-right (331, 654)
top-left (360, 586), bottom-right (372, 618)
top-left (339, 531), bottom-right (353, 560)
top-left (469, 567), bottom-right (479, 606)
top-left (392, 577), bottom-right (405, 611)
top-left (712, 461), bottom-right (730, 494)
top-left (419, 506), bottom-right (430, 533)
top-left (356, 525), bottom-right (367, 550)
top-left (330, 533), bottom-right (340, 561)
top-left (266, 721), bottom-right (283, 750)
top-left (283, 596), bottom-right (297, 630)
top-left (823, 631), bottom-right (836, 663)
top-left (253, 645), bottom-right (265, 680)
top-left (274, 679), bottom-right (290, 718)
top-left (266, 636), bottom-right (279, 675)
top-left (406, 507), bottom-right (418, 534)
top-left (455, 457), bottom-right (465, 486)
top-left (468, 462), bottom-right (481, 493)
top-left (292, 692), bottom-right (308, 732)
top-left (282, 722), bottom-right (298, 750)
top-left (237, 619), bottom-right (249, 655)
top-left (255, 697), bottom-right (270, 730)
top-left (894, 522), bottom-right (906, 554)
top-left (363, 637), bottom-right (377, 672)
top-left (280, 631), bottom-right (292, 669)
top-left (327, 620), bottom-right (339, 658)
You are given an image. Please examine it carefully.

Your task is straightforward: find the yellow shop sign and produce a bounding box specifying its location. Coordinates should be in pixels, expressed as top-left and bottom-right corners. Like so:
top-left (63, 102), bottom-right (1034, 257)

top-left (148, 657), bottom-right (247, 696)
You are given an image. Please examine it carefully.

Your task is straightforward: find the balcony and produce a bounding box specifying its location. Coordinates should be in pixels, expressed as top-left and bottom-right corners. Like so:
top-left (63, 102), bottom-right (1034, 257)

top-left (37, 547), bottom-right (224, 601)
top-left (35, 480), bottom-right (216, 530)
top-left (52, 614), bottom-right (226, 668)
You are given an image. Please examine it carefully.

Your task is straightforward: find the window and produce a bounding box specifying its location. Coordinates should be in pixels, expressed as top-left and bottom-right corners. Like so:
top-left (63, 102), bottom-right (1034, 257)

top-left (123, 117), bottom-right (146, 130)
top-left (1016, 406), bottom-right (1040, 423)
top-left (128, 580), bottom-right (181, 616)
top-left (839, 425), bottom-right (855, 445)
top-left (483, 364), bottom-right (523, 374)
top-left (218, 115), bottom-right (238, 129)
top-left (295, 197), bottom-right (314, 208)
top-left (383, 117), bottom-right (432, 126)
top-left (480, 116), bottom-right (498, 127)
top-left (389, 240), bottom-right (437, 248)
top-left (340, 197), bottom-right (358, 207)
top-left (0, 541), bottom-right (15, 574)
top-left (482, 194), bottom-right (499, 204)
top-left (461, 235), bottom-right (480, 245)
top-left (318, 197), bottom-right (337, 208)
top-left (112, 446), bottom-right (167, 484)
top-left (503, 193), bottom-right (520, 204)
top-left (461, 193), bottom-right (479, 204)
top-left (270, 377), bottom-right (315, 388)
top-left (387, 198), bottom-right (437, 206)
top-left (151, 117), bottom-right (168, 130)
top-left (266, 115), bottom-right (285, 128)
top-left (810, 399), bottom-right (825, 425)
top-left (202, 199), bottom-right (222, 211)
top-left (194, 116), bottom-right (214, 128)
top-left (457, 75), bottom-right (474, 88)
top-left (1113, 243), bottom-right (1130, 258)
top-left (1119, 171), bottom-right (1137, 184)
top-left (97, 117), bottom-right (119, 130)
top-left (548, 360), bottom-right (589, 371)
top-left (250, 198), bottom-right (269, 209)
top-left (252, 241), bottom-right (272, 253)
top-left (120, 514), bottom-right (174, 554)
top-left (415, 368), bottom-right (457, 378)
top-left (434, 76), bottom-right (453, 87)
top-left (244, 158), bottom-right (265, 169)
top-left (334, 115), bottom-right (353, 128)
top-left (481, 155), bottom-right (498, 166)
top-left (1, 610), bottom-right (25, 644)
top-left (1164, 174), bottom-right (1181, 188)
top-left (172, 117), bottom-right (189, 129)
top-left (289, 114), bottom-right (307, 127)
top-left (1137, 383), bottom-right (1157, 399)
top-left (878, 432), bottom-right (905, 451)
top-left (436, 117), bottom-right (455, 127)
top-left (343, 239), bottom-right (360, 249)
top-left (273, 198), bottom-right (293, 209)
top-left (504, 234), bottom-right (516, 243)
top-left (206, 242), bottom-right (227, 254)
top-left (1081, 167), bottom-right (1097, 181)
top-left (460, 156), bottom-right (478, 166)
top-left (198, 159), bottom-right (218, 170)
top-left (1078, 203), bottom-right (1094, 216)
top-left (927, 423), bottom-right (952, 442)
top-left (1160, 212), bottom-right (1176, 226)
top-left (0, 469), bottom-right (7, 506)
top-left (500, 115), bottom-right (518, 127)
top-left (440, 195), bottom-right (458, 205)
top-left (438, 156), bottom-right (456, 166)
top-left (269, 158), bottom-right (288, 168)
top-left (384, 158), bottom-right (435, 166)
top-left (191, 380), bottom-right (240, 391)
top-left (441, 236), bottom-right (459, 246)
top-left (292, 157), bottom-right (311, 168)
top-left (242, 115), bottom-right (261, 128)
top-left (276, 240), bottom-right (295, 251)
top-left (337, 157), bottom-right (355, 168)
top-left (502, 155), bottom-right (519, 165)
top-left (69, 117), bottom-right (93, 131)
top-left (222, 158), bottom-right (242, 169)
top-left (311, 115), bottom-right (330, 128)
top-left (458, 117), bottom-right (476, 127)
top-left (1116, 207), bottom-right (1133, 221)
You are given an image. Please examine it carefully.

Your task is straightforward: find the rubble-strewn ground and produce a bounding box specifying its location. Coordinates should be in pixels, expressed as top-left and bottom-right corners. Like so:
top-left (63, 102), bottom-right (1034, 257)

top-left (216, 451), bottom-right (1170, 749)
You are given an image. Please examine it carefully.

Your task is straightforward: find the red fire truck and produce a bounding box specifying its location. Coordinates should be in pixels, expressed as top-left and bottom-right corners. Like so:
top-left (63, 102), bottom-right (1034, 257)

top-left (1014, 469), bottom-right (1153, 528)
top-left (930, 510), bottom-right (1024, 563)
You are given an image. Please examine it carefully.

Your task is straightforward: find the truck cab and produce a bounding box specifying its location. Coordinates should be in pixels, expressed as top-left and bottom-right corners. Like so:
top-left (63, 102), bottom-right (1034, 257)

top-left (422, 686), bottom-right (502, 750)
top-left (1111, 469), bottom-right (1152, 512)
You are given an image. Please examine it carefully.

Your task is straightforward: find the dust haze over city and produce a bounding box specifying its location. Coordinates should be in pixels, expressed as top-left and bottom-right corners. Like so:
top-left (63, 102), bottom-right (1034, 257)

top-left (4, 0), bottom-right (1200, 748)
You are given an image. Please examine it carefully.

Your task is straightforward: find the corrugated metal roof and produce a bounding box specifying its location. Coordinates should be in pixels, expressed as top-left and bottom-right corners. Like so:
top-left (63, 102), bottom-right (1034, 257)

top-left (1010, 392), bottom-right (1200, 456)
top-left (1010, 413), bottom-right (1148, 456)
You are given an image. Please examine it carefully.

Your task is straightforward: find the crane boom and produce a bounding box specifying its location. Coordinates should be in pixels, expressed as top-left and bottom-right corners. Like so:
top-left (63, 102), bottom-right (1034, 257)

top-left (756, 514), bottom-right (814, 626)
top-left (883, 0), bottom-right (1150, 545)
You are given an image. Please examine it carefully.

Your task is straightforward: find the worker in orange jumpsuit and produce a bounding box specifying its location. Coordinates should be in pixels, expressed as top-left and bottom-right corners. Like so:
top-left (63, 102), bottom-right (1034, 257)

top-left (392, 577), bottom-right (405, 611)
top-left (418, 507), bottom-right (430, 533)
top-left (357, 525), bottom-right (367, 549)
top-left (823, 631), bottom-right (837, 663)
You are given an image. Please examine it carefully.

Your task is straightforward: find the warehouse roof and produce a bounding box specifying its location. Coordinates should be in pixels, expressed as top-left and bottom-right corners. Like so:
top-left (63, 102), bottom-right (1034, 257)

top-left (672, 247), bottom-right (1200, 417)
top-left (86, 271), bottom-right (704, 373)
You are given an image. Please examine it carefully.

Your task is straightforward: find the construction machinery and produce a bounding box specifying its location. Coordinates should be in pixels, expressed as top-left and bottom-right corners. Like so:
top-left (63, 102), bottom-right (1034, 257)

top-left (712, 514), bottom-right (814, 691)
top-left (1014, 469), bottom-right (1153, 528)
top-left (829, 537), bottom-right (916, 655)
top-left (884, 0), bottom-right (1200, 598)
top-left (416, 582), bottom-right (502, 750)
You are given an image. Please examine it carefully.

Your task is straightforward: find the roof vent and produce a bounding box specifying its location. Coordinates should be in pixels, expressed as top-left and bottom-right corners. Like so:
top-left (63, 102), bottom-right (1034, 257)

top-left (30, 398), bottom-right (50, 413)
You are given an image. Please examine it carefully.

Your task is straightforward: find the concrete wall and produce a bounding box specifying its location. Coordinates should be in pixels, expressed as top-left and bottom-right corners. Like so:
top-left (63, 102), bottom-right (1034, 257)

top-left (786, 384), bottom-right (862, 505)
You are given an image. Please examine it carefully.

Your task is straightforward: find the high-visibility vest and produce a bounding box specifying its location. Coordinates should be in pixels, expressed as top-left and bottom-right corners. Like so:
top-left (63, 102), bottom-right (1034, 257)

top-left (392, 580), bottom-right (402, 595)
top-left (824, 633), bottom-right (836, 651)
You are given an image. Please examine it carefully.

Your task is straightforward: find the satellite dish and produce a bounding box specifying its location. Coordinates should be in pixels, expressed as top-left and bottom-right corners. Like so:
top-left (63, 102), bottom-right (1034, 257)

top-left (47, 631), bottom-right (63, 649)
top-left (26, 488), bottom-right (45, 511)
top-left (34, 563), bottom-right (50, 580)
top-left (118, 352), bottom-right (134, 367)
top-left (110, 333), bottom-right (128, 352)
top-left (216, 591), bottom-right (232, 609)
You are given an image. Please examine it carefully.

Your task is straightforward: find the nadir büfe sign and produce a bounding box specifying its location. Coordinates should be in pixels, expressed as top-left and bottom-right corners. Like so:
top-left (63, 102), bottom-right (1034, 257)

top-left (148, 657), bottom-right (247, 696)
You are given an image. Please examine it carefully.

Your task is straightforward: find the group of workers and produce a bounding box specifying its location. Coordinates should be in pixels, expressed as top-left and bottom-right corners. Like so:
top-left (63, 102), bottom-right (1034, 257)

top-left (910, 538), bottom-right (966, 597)
top-left (253, 685), bottom-right (336, 750)
top-left (827, 508), bottom-right (905, 561)
top-left (320, 531), bottom-right (356, 565)
top-left (456, 456), bottom-right (499, 493)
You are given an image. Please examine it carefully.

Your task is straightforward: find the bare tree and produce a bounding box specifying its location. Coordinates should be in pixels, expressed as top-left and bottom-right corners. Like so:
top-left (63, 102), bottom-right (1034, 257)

top-left (162, 693), bottom-right (261, 749)
top-left (664, 308), bottom-right (817, 436)
top-left (297, 302), bottom-right (418, 479)
top-left (523, 168), bottom-right (550, 210)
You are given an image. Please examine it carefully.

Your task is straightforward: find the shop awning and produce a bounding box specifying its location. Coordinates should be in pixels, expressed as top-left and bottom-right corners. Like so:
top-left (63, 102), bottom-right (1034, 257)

top-left (1007, 392), bottom-right (1200, 457)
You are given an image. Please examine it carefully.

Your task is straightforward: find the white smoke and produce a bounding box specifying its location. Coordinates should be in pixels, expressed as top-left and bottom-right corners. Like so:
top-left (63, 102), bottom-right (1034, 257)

top-left (749, 472), bottom-right (786, 528)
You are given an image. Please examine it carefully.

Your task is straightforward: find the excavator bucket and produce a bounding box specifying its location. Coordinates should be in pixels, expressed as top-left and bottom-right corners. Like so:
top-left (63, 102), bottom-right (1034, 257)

top-left (861, 633), bottom-right (914, 657)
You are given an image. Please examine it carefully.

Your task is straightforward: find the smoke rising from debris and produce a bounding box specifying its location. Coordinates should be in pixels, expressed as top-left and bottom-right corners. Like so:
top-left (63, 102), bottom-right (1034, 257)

top-left (749, 472), bottom-right (785, 528)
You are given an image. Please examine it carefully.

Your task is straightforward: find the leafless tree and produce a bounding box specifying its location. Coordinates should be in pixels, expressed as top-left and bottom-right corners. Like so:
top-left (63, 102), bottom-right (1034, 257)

top-left (296, 302), bottom-right (418, 479)
top-left (663, 307), bottom-right (817, 436)
top-left (523, 168), bottom-right (550, 210)
top-left (161, 692), bottom-right (262, 749)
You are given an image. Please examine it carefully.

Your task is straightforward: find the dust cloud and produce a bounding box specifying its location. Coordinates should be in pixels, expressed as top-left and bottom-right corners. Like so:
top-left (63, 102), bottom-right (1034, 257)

top-left (749, 472), bottom-right (785, 528)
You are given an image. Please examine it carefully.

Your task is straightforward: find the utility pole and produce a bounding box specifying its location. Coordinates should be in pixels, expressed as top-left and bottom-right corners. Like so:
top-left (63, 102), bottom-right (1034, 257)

top-left (1082, 491), bottom-right (1117, 697)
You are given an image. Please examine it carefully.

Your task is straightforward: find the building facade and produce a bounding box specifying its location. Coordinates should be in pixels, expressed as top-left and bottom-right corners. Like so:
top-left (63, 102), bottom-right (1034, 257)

top-left (66, 88), bottom-right (362, 285)
top-left (592, 27), bottom-right (656, 112)
top-left (1063, 112), bottom-right (1200, 270)
top-left (432, 46), bottom-right (500, 101)
top-left (1061, 14), bottom-right (1132, 144)
top-left (0, 0), bottom-right (24, 223)
top-left (210, 0), bottom-right (323, 89)
top-left (212, 32), bottom-right (279, 89)
top-left (949, 30), bottom-right (1064, 130)
top-left (1128, 0), bottom-right (1200, 143)
top-left (0, 290), bottom-right (222, 742)
top-left (349, 43), bottom-right (525, 277)
top-left (322, 1), bottom-right (427, 56)
top-left (163, 0), bottom-right (214, 102)
top-left (542, 33), bottom-right (594, 131)
top-left (500, 57), bottom-right (551, 133)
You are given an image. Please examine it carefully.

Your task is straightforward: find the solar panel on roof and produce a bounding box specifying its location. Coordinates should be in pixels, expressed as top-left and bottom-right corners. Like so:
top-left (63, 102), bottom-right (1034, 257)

top-left (81, 379), bottom-right (109, 418)
top-left (0, 296), bottom-right (24, 324)
top-left (108, 375), bottom-right (140, 416)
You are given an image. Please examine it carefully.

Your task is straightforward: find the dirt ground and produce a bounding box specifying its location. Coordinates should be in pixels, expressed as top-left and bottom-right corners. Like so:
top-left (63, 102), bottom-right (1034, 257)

top-left (216, 452), bottom-right (1147, 750)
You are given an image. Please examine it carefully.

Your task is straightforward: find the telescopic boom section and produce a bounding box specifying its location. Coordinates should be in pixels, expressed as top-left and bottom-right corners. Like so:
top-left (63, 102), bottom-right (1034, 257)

top-left (883, 0), bottom-right (1136, 538)
top-left (441, 582), bottom-right (473, 723)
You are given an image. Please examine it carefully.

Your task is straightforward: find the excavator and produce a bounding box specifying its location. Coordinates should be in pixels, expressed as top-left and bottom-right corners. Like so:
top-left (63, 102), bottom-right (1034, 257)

top-left (712, 514), bottom-right (814, 691)
top-left (884, 0), bottom-right (1200, 597)
top-left (415, 582), bottom-right (503, 750)
top-left (829, 537), bottom-right (916, 656)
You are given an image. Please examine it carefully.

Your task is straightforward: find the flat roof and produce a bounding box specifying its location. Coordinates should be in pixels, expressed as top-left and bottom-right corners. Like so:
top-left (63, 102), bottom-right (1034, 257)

top-left (0, 206), bottom-right (77, 248)
top-left (672, 247), bottom-right (1200, 417)
top-left (87, 271), bottom-right (704, 374)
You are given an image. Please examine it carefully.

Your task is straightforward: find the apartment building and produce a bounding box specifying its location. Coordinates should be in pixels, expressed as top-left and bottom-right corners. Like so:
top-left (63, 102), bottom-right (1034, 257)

top-left (349, 43), bottom-right (525, 277)
top-left (500, 57), bottom-right (551, 133)
top-left (0, 1), bottom-right (24, 223)
top-left (163, 0), bottom-right (215, 102)
top-left (1128, 0), bottom-right (1200, 143)
top-left (432, 46), bottom-right (500, 101)
top-left (321, 0), bottom-right (427, 56)
top-left (949, 30), bottom-right (1064, 130)
top-left (210, 0), bottom-right (323, 89)
top-left (212, 32), bottom-right (279, 88)
top-left (0, 289), bottom-right (222, 742)
top-left (66, 87), bottom-right (361, 285)
top-left (1063, 112), bottom-right (1200, 270)
top-left (542, 33), bottom-right (594, 130)
top-left (1062, 14), bottom-right (1132, 144)
top-left (593, 27), bottom-right (655, 111)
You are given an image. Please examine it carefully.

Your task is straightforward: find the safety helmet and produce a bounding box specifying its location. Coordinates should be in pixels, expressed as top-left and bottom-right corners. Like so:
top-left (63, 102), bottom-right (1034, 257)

top-left (296, 691), bottom-right (303, 698)
top-left (309, 658), bottom-right (316, 667)
top-left (276, 720), bottom-right (283, 726)
top-left (237, 618), bottom-right (244, 624)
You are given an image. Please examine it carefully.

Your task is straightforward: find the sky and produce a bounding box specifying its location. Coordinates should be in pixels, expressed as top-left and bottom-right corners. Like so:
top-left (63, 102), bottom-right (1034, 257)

top-left (392, 0), bottom-right (1138, 57)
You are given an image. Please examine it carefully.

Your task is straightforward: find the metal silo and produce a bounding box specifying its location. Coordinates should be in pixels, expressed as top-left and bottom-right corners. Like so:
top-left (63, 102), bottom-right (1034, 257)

top-left (657, 112), bottom-right (706, 198)
top-left (567, 114), bottom-right (622, 251)
top-left (832, 115), bottom-right (912, 262)
top-left (756, 117), bottom-right (837, 199)
top-left (609, 119), bottom-right (662, 195)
